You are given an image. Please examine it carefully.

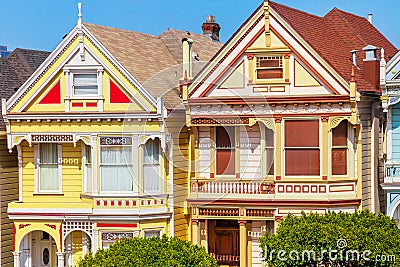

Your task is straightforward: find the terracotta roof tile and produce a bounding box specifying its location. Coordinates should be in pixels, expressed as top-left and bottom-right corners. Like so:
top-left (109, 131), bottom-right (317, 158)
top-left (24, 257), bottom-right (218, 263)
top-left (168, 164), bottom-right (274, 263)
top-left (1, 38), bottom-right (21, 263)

top-left (270, 1), bottom-right (398, 92)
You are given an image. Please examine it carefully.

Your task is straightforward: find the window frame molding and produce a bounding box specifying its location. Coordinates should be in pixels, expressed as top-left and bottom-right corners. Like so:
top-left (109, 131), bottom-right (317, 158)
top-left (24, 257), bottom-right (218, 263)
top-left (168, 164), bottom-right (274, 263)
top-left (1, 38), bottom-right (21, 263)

top-left (82, 143), bottom-right (93, 194)
top-left (282, 117), bottom-right (322, 179)
top-left (143, 228), bottom-right (163, 238)
top-left (34, 143), bottom-right (63, 194)
top-left (252, 53), bottom-right (290, 84)
top-left (213, 126), bottom-right (237, 178)
top-left (141, 137), bottom-right (163, 195)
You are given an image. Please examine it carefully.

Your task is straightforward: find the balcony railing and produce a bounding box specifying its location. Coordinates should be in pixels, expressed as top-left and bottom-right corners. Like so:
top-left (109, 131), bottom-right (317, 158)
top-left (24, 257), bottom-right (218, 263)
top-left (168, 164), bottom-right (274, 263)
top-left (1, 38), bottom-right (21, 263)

top-left (210, 253), bottom-right (240, 266)
top-left (385, 163), bottom-right (400, 183)
top-left (192, 181), bottom-right (275, 195)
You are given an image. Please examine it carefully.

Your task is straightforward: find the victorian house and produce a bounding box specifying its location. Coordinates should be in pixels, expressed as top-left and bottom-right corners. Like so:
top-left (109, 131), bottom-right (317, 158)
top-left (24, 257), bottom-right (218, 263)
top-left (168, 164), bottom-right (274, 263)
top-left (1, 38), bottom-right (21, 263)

top-left (381, 50), bottom-right (400, 223)
top-left (3, 5), bottom-right (221, 267)
top-left (0, 48), bottom-right (49, 267)
top-left (182, 1), bottom-right (397, 266)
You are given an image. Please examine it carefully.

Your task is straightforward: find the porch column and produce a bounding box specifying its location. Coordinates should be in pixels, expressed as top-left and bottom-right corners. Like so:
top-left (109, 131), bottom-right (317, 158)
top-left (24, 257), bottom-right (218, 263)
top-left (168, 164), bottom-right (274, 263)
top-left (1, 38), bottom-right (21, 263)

top-left (191, 219), bottom-right (200, 245)
top-left (56, 252), bottom-right (65, 267)
top-left (239, 220), bottom-right (247, 267)
top-left (13, 251), bottom-right (20, 267)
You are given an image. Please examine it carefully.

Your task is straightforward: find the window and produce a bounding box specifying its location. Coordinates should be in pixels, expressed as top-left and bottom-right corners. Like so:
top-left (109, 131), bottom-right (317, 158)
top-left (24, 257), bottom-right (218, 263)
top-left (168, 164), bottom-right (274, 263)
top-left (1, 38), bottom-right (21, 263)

top-left (285, 120), bottom-right (320, 176)
top-left (216, 126), bottom-right (235, 175)
top-left (83, 145), bottom-right (92, 193)
top-left (144, 230), bottom-right (162, 238)
top-left (332, 121), bottom-right (348, 175)
top-left (38, 143), bottom-right (61, 191)
top-left (265, 127), bottom-right (274, 176)
top-left (143, 138), bottom-right (161, 194)
top-left (256, 56), bottom-right (283, 79)
top-left (73, 73), bottom-right (98, 95)
top-left (100, 137), bottom-right (133, 192)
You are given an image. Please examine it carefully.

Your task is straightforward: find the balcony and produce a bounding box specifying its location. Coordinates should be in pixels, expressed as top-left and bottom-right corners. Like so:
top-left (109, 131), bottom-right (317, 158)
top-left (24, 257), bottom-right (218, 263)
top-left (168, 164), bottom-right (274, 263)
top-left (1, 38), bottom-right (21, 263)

top-left (189, 179), bottom-right (275, 200)
top-left (384, 163), bottom-right (400, 183)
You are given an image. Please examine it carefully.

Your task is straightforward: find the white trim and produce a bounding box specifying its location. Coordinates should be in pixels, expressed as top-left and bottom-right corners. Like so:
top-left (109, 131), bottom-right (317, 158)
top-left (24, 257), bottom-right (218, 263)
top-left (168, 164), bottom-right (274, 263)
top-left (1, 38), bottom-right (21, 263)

top-left (92, 208), bottom-right (169, 215)
top-left (17, 145), bottom-right (23, 202)
top-left (6, 113), bottom-right (159, 120)
top-left (8, 213), bottom-right (172, 221)
top-left (168, 142), bottom-right (174, 237)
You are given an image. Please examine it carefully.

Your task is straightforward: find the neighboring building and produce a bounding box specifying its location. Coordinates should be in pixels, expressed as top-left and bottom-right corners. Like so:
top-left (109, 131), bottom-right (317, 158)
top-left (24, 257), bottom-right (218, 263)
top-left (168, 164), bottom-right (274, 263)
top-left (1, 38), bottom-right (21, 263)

top-left (0, 48), bottom-right (49, 267)
top-left (3, 5), bottom-right (221, 267)
top-left (182, 1), bottom-right (397, 266)
top-left (381, 50), bottom-right (400, 222)
top-left (0, 45), bottom-right (12, 58)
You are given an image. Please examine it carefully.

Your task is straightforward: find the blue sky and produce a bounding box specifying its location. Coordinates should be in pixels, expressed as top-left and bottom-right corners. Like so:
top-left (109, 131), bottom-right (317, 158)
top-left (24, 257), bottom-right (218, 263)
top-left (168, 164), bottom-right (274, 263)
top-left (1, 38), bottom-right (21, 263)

top-left (1, 0), bottom-right (399, 52)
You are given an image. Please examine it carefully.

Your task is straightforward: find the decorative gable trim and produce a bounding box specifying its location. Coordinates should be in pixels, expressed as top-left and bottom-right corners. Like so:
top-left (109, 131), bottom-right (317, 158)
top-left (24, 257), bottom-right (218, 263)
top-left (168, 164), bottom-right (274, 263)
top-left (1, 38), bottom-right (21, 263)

top-left (109, 79), bottom-right (132, 103)
top-left (39, 80), bottom-right (61, 104)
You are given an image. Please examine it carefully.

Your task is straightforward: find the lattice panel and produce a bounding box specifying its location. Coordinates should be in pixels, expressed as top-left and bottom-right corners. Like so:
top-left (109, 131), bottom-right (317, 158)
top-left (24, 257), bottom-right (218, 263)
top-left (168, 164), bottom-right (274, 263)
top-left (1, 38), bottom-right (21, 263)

top-left (63, 221), bottom-right (94, 239)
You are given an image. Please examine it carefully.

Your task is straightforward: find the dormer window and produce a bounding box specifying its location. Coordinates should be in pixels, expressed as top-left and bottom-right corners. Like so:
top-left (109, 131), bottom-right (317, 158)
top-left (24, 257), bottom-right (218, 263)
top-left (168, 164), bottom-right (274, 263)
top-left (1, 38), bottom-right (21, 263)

top-left (73, 73), bottom-right (98, 95)
top-left (256, 56), bottom-right (283, 79)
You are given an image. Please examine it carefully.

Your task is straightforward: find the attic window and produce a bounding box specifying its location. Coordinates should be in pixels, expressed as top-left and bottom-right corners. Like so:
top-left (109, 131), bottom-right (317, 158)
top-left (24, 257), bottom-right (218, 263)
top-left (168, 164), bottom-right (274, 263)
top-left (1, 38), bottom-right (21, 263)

top-left (256, 56), bottom-right (283, 79)
top-left (73, 73), bottom-right (98, 95)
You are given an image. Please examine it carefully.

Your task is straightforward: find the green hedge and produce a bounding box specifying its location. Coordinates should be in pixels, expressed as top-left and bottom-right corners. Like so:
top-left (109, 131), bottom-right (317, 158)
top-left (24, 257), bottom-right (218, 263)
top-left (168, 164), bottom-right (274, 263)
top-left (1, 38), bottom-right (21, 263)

top-left (78, 235), bottom-right (218, 267)
top-left (260, 210), bottom-right (400, 267)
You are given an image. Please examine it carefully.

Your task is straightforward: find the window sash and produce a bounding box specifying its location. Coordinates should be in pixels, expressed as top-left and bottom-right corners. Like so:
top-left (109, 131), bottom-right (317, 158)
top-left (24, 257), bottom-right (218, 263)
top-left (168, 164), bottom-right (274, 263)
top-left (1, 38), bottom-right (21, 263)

top-left (265, 127), bottom-right (274, 176)
top-left (144, 230), bottom-right (161, 238)
top-left (100, 146), bottom-right (133, 192)
top-left (285, 149), bottom-right (320, 176)
top-left (256, 56), bottom-right (283, 79)
top-left (332, 121), bottom-right (348, 176)
top-left (143, 139), bottom-right (161, 193)
top-left (73, 74), bottom-right (98, 95)
top-left (39, 144), bottom-right (60, 191)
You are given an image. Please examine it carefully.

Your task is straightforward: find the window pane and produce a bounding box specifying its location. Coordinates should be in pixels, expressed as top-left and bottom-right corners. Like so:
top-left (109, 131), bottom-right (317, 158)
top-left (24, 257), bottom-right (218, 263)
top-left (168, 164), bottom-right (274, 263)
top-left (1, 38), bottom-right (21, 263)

top-left (101, 147), bottom-right (132, 164)
top-left (332, 148), bottom-right (347, 175)
top-left (143, 164), bottom-right (160, 193)
top-left (74, 85), bottom-right (98, 95)
top-left (101, 165), bottom-right (133, 191)
top-left (266, 147), bottom-right (274, 175)
top-left (40, 165), bottom-right (59, 190)
top-left (285, 120), bottom-right (319, 147)
top-left (144, 230), bottom-right (161, 238)
top-left (73, 74), bottom-right (98, 95)
top-left (216, 150), bottom-right (235, 175)
top-left (265, 127), bottom-right (274, 147)
top-left (144, 139), bottom-right (160, 164)
top-left (40, 143), bottom-right (58, 164)
top-left (216, 127), bottom-right (234, 148)
top-left (285, 149), bottom-right (320, 176)
top-left (256, 69), bottom-right (283, 79)
top-left (332, 121), bottom-right (348, 146)
top-left (259, 59), bottom-right (281, 68)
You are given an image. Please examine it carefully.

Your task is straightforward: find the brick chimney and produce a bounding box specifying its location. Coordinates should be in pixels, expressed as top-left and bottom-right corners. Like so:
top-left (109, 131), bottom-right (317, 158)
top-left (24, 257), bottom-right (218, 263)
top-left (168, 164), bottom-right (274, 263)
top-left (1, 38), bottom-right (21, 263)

top-left (363, 45), bottom-right (380, 90)
top-left (202, 15), bottom-right (221, 42)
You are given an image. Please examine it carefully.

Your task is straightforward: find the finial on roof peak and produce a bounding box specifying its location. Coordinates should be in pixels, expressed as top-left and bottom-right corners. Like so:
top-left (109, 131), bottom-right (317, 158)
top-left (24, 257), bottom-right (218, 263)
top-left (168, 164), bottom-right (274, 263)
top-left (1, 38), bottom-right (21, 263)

top-left (78, 3), bottom-right (82, 27)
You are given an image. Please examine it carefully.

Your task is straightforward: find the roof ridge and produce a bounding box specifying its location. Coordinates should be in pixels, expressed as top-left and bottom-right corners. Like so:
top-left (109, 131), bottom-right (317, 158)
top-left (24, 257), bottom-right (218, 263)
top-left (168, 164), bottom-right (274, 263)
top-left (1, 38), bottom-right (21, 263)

top-left (270, 1), bottom-right (324, 20)
top-left (83, 22), bottom-right (159, 39)
top-left (325, 7), bottom-right (368, 21)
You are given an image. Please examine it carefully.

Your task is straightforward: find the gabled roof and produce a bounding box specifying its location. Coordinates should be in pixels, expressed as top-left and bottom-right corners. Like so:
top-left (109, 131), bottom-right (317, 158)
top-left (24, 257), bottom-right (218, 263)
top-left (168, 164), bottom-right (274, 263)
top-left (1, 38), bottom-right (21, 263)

top-left (270, 1), bottom-right (398, 92)
top-left (85, 23), bottom-right (222, 108)
top-left (0, 48), bottom-right (49, 130)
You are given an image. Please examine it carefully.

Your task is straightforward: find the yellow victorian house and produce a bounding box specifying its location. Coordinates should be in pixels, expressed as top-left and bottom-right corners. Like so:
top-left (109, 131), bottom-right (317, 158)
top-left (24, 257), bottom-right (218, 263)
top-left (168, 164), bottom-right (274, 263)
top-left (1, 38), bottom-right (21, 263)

top-left (2, 4), bottom-right (221, 267)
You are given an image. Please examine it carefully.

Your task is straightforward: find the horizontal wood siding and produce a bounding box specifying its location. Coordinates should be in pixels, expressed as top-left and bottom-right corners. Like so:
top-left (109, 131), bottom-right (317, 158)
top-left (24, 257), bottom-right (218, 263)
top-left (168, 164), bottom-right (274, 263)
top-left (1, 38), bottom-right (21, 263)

top-left (240, 126), bottom-right (261, 179)
top-left (0, 138), bottom-right (18, 267)
top-left (167, 112), bottom-right (189, 240)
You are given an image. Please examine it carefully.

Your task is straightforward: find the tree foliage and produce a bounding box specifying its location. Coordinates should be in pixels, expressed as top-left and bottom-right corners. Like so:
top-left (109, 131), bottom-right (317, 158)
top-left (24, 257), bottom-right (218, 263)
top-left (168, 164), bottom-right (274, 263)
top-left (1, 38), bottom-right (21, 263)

top-left (260, 210), bottom-right (400, 267)
top-left (78, 235), bottom-right (218, 267)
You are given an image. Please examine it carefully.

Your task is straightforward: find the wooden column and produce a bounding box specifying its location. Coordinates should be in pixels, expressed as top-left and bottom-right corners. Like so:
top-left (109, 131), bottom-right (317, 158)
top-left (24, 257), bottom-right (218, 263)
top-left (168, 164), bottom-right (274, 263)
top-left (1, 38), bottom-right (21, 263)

top-left (321, 116), bottom-right (329, 180)
top-left (191, 219), bottom-right (200, 245)
top-left (239, 220), bottom-right (247, 267)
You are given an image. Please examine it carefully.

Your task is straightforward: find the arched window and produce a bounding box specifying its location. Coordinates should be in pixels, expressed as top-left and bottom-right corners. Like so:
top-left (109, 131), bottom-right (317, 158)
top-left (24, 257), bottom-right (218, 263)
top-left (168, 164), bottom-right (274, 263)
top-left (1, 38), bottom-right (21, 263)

top-left (143, 138), bottom-right (161, 194)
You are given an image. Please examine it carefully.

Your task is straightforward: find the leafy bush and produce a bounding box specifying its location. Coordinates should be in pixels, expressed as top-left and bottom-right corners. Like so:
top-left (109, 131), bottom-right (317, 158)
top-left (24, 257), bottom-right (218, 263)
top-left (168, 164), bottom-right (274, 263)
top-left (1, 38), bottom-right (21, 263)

top-left (260, 210), bottom-right (400, 267)
top-left (78, 235), bottom-right (218, 267)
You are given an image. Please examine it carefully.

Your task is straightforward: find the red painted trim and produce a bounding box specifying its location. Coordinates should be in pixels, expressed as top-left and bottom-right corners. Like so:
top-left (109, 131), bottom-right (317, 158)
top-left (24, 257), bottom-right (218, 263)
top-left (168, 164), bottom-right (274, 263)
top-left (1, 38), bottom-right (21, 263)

top-left (294, 185), bottom-right (301, 193)
top-left (59, 223), bottom-right (63, 251)
top-left (236, 173), bottom-right (240, 179)
top-left (190, 113), bottom-right (351, 121)
top-left (329, 183), bottom-right (355, 193)
top-left (86, 102), bottom-right (98, 107)
top-left (97, 223), bottom-right (138, 228)
top-left (118, 201), bottom-right (122, 207)
top-left (125, 200), bottom-right (130, 206)
top-left (278, 185), bottom-right (285, 193)
top-left (322, 176), bottom-right (328, 180)
top-left (198, 27), bottom-right (264, 98)
top-left (110, 79), bottom-right (131, 103)
top-left (302, 185), bottom-right (309, 193)
top-left (276, 176), bottom-right (281, 180)
top-left (39, 80), bottom-right (61, 104)
top-left (311, 185), bottom-right (318, 193)
top-left (319, 185), bottom-right (327, 193)
top-left (187, 198), bottom-right (361, 206)
top-left (286, 185), bottom-right (293, 193)
top-left (72, 102), bottom-right (84, 107)
top-left (96, 200), bottom-right (100, 206)
top-left (111, 201), bottom-right (115, 206)
top-left (210, 173), bottom-right (215, 178)
top-left (133, 200), bottom-right (137, 206)
top-left (103, 200), bottom-right (107, 206)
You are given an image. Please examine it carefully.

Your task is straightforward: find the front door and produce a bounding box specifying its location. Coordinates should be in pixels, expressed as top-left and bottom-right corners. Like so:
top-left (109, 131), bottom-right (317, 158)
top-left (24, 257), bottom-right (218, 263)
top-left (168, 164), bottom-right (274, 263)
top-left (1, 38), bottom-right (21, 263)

top-left (211, 220), bottom-right (240, 267)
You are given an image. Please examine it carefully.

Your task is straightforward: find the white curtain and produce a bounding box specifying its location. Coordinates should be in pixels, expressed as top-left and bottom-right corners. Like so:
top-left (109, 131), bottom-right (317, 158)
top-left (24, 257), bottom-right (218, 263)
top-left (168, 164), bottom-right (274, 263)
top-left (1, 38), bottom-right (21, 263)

top-left (73, 74), bottom-right (98, 95)
top-left (39, 143), bottom-right (59, 191)
top-left (100, 146), bottom-right (133, 191)
top-left (84, 145), bottom-right (92, 193)
top-left (143, 139), bottom-right (160, 194)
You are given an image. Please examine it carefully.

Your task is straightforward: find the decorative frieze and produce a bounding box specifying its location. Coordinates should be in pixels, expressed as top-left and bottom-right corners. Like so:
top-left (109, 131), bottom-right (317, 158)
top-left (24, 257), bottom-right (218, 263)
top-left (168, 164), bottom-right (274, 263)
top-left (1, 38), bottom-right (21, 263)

top-left (32, 135), bottom-right (73, 142)
top-left (246, 209), bottom-right (274, 217)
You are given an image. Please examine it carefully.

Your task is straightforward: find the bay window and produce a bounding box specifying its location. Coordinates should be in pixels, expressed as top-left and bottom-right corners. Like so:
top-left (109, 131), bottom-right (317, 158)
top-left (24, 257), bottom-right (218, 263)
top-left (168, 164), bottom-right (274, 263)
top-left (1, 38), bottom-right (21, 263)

top-left (38, 143), bottom-right (61, 192)
top-left (100, 137), bottom-right (133, 192)
top-left (143, 138), bottom-right (161, 194)
top-left (284, 120), bottom-right (320, 176)
top-left (216, 126), bottom-right (235, 175)
top-left (331, 121), bottom-right (348, 175)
